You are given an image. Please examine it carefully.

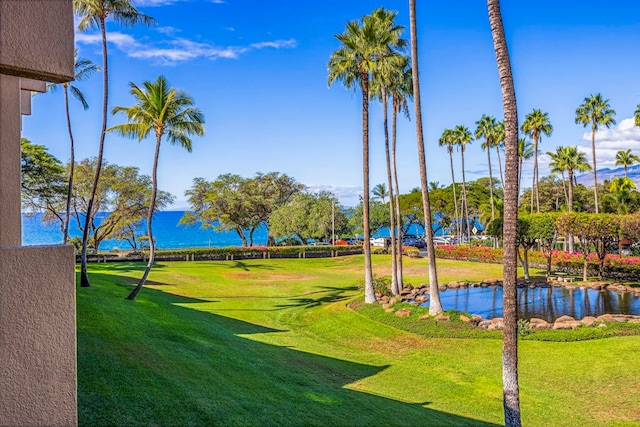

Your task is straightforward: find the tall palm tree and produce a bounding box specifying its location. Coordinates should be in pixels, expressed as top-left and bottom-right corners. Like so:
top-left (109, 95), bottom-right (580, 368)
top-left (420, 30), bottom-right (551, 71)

top-left (634, 103), bottom-right (640, 127)
top-left (372, 183), bottom-right (388, 203)
top-left (494, 120), bottom-right (506, 190)
top-left (547, 149), bottom-right (569, 208)
top-left (328, 7), bottom-right (405, 304)
top-left (548, 146), bottom-right (591, 212)
top-left (521, 109), bottom-right (552, 213)
top-left (370, 18), bottom-right (408, 296)
top-left (438, 128), bottom-right (460, 242)
top-left (75, 0), bottom-right (156, 287)
top-left (409, 0), bottom-right (443, 315)
top-left (453, 124), bottom-right (473, 245)
top-left (487, 0), bottom-right (522, 425)
top-left (476, 114), bottom-right (498, 220)
top-left (46, 49), bottom-right (99, 244)
top-left (517, 137), bottom-right (534, 198)
top-left (615, 149), bottom-right (640, 178)
top-left (388, 59), bottom-right (412, 289)
top-left (109, 76), bottom-right (205, 300)
top-left (575, 93), bottom-right (616, 214)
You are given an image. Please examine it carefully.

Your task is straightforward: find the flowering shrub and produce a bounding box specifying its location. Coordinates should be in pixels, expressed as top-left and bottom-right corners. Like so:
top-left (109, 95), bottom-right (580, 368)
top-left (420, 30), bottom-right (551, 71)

top-left (435, 245), bottom-right (640, 279)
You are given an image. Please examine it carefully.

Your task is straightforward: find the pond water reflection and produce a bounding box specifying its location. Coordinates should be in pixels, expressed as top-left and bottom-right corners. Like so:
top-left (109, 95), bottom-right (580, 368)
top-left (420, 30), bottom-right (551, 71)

top-left (420, 285), bottom-right (640, 322)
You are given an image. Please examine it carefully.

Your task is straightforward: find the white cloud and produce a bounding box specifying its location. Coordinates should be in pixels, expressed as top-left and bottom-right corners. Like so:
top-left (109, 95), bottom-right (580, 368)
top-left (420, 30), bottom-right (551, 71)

top-left (75, 30), bottom-right (296, 64)
top-left (305, 184), bottom-right (362, 207)
top-left (580, 118), bottom-right (640, 168)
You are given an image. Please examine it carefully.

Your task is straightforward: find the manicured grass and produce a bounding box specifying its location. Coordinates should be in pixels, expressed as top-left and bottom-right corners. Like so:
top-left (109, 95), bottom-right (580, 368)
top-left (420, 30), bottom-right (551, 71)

top-left (78, 255), bottom-right (640, 426)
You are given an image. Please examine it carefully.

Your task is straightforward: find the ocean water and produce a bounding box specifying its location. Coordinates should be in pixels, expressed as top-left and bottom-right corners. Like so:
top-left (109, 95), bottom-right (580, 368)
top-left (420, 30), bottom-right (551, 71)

top-left (22, 211), bottom-right (268, 250)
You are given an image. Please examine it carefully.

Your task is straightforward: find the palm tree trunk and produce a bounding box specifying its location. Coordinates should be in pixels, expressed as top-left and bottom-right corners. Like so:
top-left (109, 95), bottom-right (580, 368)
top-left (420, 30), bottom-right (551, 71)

top-left (531, 136), bottom-right (538, 214)
top-left (62, 84), bottom-right (74, 245)
top-left (361, 74), bottom-right (375, 304)
top-left (487, 0), bottom-right (522, 425)
top-left (461, 150), bottom-right (470, 245)
top-left (496, 146), bottom-right (505, 190)
top-left (80, 18), bottom-right (109, 288)
top-left (591, 128), bottom-right (599, 213)
top-left (449, 149), bottom-right (460, 245)
top-left (560, 171), bottom-right (568, 208)
top-left (382, 87), bottom-right (398, 295)
top-left (391, 101), bottom-right (404, 289)
top-left (410, 0), bottom-right (442, 315)
top-left (127, 135), bottom-right (161, 300)
top-left (536, 137), bottom-right (541, 212)
top-left (487, 144), bottom-right (495, 220)
top-left (568, 169), bottom-right (575, 253)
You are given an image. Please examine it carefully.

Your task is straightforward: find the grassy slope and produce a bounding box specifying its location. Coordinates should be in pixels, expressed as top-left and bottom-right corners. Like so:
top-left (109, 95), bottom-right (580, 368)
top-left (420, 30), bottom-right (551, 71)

top-left (78, 256), bottom-right (640, 426)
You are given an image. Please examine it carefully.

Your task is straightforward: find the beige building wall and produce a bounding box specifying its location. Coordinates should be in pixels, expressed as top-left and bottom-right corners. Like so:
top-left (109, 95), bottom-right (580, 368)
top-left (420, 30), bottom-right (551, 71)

top-left (0, 246), bottom-right (77, 426)
top-left (0, 0), bottom-right (74, 83)
top-left (0, 0), bottom-right (77, 425)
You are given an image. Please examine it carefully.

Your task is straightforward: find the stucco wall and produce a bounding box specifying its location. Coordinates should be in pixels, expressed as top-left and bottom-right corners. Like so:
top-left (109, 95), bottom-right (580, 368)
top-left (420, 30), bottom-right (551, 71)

top-left (0, 0), bottom-right (74, 83)
top-left (0, 245), bottom-right (77, 427)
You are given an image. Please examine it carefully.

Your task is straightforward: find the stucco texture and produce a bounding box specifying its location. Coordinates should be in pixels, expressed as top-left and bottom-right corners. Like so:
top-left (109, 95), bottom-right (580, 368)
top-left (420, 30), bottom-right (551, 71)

top-left (0, 245), bottom-right (77, 426)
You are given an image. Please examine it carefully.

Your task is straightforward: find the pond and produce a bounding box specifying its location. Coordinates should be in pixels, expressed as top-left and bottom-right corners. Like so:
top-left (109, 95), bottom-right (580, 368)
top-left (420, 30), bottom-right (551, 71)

top-left (421, 285), bottom-right (640, 322)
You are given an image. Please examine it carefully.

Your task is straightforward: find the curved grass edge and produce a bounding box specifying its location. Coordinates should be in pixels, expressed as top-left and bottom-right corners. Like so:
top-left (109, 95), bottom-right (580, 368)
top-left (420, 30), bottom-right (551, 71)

top-left (348, 296), bottom-right (640, 342)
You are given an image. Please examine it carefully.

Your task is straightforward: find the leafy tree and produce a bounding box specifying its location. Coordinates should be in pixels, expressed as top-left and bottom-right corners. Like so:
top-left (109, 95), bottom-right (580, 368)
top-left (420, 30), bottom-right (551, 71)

top-left (181, 173), bottom-right (302, 248)
top-left (575, 93), bottom-right (616, 213)
top-left (347, 199), bottom-right (390, 237)
top-left (75, 0), bottom-right (156, 287)
top-left (521, 109), bottom-right (552, 213)
top-left (488, 1), bottom-right (523, 424)
top-left (68, 159), bottom-right (173, 253)
top-left (46, 49), bottom-right (99, 244)
top-left (328, 7), bottom-right (405, 304)
top-left (109, 75), bottom-right (205, 300)
top-left (615, 149), bottom-right (640, 178)
top-left (20, 138), bottom-right (67, 233)
top-left (269, 192), bottom-right (347, 244)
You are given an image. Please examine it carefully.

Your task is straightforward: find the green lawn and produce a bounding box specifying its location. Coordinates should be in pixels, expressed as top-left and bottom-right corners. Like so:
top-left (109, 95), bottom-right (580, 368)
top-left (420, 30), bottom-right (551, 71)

top-left (78, 255), bottom-right (640, 426)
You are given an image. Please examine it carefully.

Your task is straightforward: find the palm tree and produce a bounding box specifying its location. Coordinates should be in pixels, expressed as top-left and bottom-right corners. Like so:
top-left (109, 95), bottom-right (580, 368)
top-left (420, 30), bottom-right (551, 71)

top-left (438, 128), bottom-right (460, 243)
top-left (388, 59), bottom-right (412, 289)
top-left (372, 183), bottom-right (389, 203)
top-left (609, 176), bottom-right (637, 214)
top-left (75, 0), bottom-right (156, 287)
top-left (494, 120), bottom-right (506, 190)
top-left (548, 146), bottom-right (591, 212)
top-left (615, 149), bottom-right (640, 178)
top-left (488, 1), bottom-right (522, 424)
top-left (109, 76), bottom-right (204, 300)
top-left (521, 109), bottom-right (552, 213)
top-left (517, 137), bottom-right (534, 197)
top-left (476, 114), bottom-right (498, 220)
top-left (409, 0), bottom-right (443, 315)
top-left (329, 7), bottom-right (405, 304)
top-left (453, 124), bottom-right (473, 245)
top-left (547, 149), bottom-right (569, 208)
top-left (575, 93), bottom-right (616, 213)
top-left (46, 49), bottom-right (99, 244)
top-left (634, 103), bottom-right (640, 127)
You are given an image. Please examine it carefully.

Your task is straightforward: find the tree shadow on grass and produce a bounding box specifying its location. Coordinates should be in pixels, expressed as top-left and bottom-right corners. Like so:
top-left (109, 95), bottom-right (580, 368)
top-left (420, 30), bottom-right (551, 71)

top-left (275, 285), bottom-right (359, 310)
top-left (78, 271), bottom-right (501, 427)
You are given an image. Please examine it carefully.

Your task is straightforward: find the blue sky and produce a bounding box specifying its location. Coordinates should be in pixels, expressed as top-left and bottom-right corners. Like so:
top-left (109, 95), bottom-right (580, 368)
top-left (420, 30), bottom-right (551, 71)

top-left (22, 0), bottom-right (640, 209)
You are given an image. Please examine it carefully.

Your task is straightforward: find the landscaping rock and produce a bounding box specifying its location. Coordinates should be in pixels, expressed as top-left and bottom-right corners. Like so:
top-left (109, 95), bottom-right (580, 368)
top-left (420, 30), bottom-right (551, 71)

top-left (470, 315), bottom-right (483, 325)
top-left (491, 318), bottom-right (504, 329)
top-left (553, 320), bottom-right (581, 330)
top-left (420, 314), bottom-right (430, 320)
top-left (395, 309), bottom-right (411, 317)
top-left (555, 315), bottom-right (576, 323)
top-left (435, 314), bottom-right (450, 322)
top-left (580, 316), bottom-right (597, 327)
top-left (385, 308), bottom-right (395, 313)
top-left (529, 318), bottom-right (550, 329)
top-left (379, 295), bottom-right (390, 303)
top-left (597, 314), bottom-right (614, 322)
top-left (389, 298), bottom-right (399, 305)
top-left (478, 320), bottom-right (493, 329)
top-left (459, 315), bottom-right (470, 323)
top-left (448, 281), bottom-right (461, 289)
top-left (415, 295), bottom-right (428, 303)
top-left (381, 303), bottom-right (390, 309)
